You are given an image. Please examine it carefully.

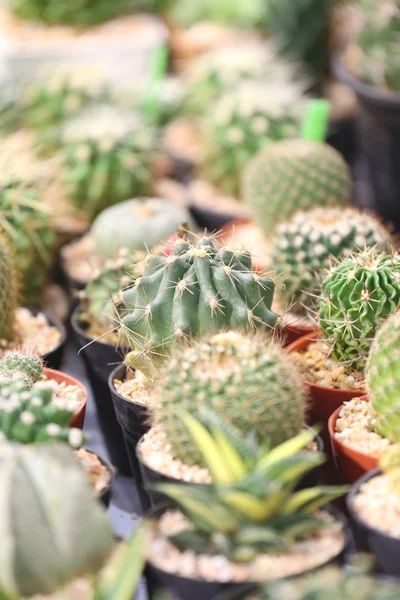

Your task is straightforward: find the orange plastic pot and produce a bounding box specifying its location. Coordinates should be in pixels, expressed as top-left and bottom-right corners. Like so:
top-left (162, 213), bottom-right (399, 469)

top-left (328, 402), bottom-right (378, 484)
top-left (44, 368), bottom-right (87, 430)
top-left (282, 320), bottom-right (318, 347)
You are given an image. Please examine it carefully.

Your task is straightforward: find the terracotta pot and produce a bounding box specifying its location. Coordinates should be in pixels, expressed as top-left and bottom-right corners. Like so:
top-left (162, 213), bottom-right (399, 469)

top-left (328, 402), bottom-right (378, 484)
top-left (287, 333), bottom-right (365, 448)
top-left (44, 368), bottom-right (87, 429)
top-left (281, 320), bottom-right (318, 347)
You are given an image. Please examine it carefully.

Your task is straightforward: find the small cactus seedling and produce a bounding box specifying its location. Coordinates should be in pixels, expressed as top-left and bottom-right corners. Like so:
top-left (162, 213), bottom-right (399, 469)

top-left (0, 350), bottom-right (44, 388)
top-left (60, 105), bottom-right (158, 219)
top-left (120, 235), bottom-right (279, 356)
top-left (153, 331), bottom-right (306, 466)
top-left (271, 208), bottom-right (390, 316)
top-left (367, 311), bottom-right (400, 442)
top-left (318, 249), bottom-right (400, 369)
top-left (0, 233), bottom-right (18, 343)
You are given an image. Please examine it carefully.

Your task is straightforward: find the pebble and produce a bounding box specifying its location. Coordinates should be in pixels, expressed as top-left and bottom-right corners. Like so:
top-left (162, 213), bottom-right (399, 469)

top-left (335, 398), bottom-right (391, 457)
top-left (75, 448), bottom-right (110, 494)
top-left (0, 308), bottom-right (62, 357)
top-left (354, 474), bottom-right (400, 538)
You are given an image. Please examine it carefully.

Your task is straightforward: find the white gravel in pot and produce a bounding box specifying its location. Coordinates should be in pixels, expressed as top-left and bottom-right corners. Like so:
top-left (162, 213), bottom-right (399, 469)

top-left (353, 474), bottom-right (400, 539)
top-left (1, 308), bottom-right (62, 357)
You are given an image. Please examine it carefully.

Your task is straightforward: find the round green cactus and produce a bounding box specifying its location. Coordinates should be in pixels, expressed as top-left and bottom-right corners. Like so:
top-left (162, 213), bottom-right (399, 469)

top-left (0, 350), bottom-right (44, 388)
top-left (201, 82), bottom-right (306, 197)
top-left (0, 443), bottom-right (113, 597)
top-left (0, 233), bottom-right (18, 343)
top-left (318, 249), bottom-right (400, 368)
top-left (243, 140), bottom-right (352, 236)
top-left (120, 235), bottom-right (279, 354)
top-left (91, 197), bottom-right (192, 261)
top-left (366, 311), bottom-right (400, 442)
top-left (272, 208), bottom-right (390, 316)
top-left (60, 105), bottom-right (157, 219)
top-left (154, 331), bottom-right (307, 466)
top-left (10, 0), bottom-right (131, 26)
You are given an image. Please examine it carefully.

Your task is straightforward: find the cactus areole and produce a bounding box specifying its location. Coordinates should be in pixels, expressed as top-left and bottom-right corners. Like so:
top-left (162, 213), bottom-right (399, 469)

top-left (121, 237), bottom-right (279, 352)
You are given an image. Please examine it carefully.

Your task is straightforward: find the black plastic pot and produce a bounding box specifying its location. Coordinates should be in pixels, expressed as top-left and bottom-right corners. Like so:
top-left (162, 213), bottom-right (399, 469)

top-left (334, 55), bottom-right (400, 231)
top-left (30, 308), bottom-right (66, 370)
top-left (137, 430), bottom-right (324, 508)
top-left (81, 449), bottom-right (115, 508)
top-left (327, 117), bottom-right (357, 170)
top-left (145, 504), bottom-right (352, 600)
top-left (347, 468), bottom-right (400, 577)
top-left (70, 306), bottom-right (131, 476)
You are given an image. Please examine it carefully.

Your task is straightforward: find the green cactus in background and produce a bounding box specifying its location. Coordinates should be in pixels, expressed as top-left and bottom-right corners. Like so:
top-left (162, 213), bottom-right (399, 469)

top-left (318, 249), bottom-right (400, 368)
top-left (91, 197), bottom-right (192, 261)
top-left (153, 331), bottom-right (306, 466)
top-left (60, 105), bottom-right (158, 219)
top-left (120, 236), bottom-right (279, 356)
top-left (366, 312), bottom-right (400, 442)
top-left (243, 140), bottom-right (351, 236)
top-left (0, 350), bottom-right (44, 388)
top-left (170, 0), bottom-right (269, 29)
top-left (272, 208), bottom-right (390, 317)
top-left (0, 443), bottom-right (113, 598)
top-left (0, 233), bottom-right (17, 343)
top-left (10, 0), bottom-right (132, 26)
top-left (0, 376), bottom-right (85, 446)
top-left (201, 82), bottom-right (307, 197)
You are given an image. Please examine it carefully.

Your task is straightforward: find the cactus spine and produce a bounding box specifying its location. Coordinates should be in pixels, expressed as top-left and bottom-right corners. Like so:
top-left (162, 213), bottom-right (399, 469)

top-left (0, 350), bottom-right (44, 388)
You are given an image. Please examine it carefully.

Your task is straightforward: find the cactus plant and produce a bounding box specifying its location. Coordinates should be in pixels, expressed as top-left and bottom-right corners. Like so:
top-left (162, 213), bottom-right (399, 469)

top-left (366, 312), bottom-right (400, 442)
top-left (271, 208), bottom-right (390, 317)
top-left (10, 0), bottom-right (132, 26)
top-left (153, 426), bottom-right (347, 562)
top-left (0, 443), bottom-right (113, 598)
top-left (0, 350), bottom-right (44, 388)
top-left (170, 0), bottom-right (269, 29)
top-left (0, 233), bottom-right (18, 343)
top-left (152, 331), bottom-right (306, 466)
top-left (243, 140), bottom-right (351, 236)
top-left (318, 249), bottom-right (400, 368)
top-left (91, 197), bottom-right (192, 261)
top-left (120, 235), bottom-right (279, 356)
top-left (201, 82), bottom-right (307, 197)
top-left (60, 105), bottom-right (158, 219)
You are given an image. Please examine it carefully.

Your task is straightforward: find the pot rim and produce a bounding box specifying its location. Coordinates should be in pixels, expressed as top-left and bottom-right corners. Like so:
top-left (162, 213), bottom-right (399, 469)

top-left (346, 467), bottom-right (400, 545)
top-left (108, 362), bottom-right (150, 412)
top-left (70, 304), bottom-right (128, 353)
top-left (43, 367), bottom-right (88, 426)
top-left (287, 333), bottom-right (366, 396)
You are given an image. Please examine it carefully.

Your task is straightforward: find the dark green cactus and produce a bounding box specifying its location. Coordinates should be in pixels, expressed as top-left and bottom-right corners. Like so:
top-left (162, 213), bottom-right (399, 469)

top-left (0, 350), bottom-right (44, 388)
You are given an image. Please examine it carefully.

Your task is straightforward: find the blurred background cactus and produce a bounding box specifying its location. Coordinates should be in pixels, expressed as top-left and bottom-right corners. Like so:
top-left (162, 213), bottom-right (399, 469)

top-left (168, 0), bottom-right (269, 29)
top-left (0, 349), bottom-right (44, 387)
top-left (0, 233), bottom-right (18, 343)
top-left (9, 0), bottom-right (132, 26)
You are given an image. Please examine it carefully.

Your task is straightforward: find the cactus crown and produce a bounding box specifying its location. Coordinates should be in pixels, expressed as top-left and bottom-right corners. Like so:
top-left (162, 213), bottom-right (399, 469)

top-left (0, 376), bottom-right (85, 447)
top-left (153, 331), bottom-right (306, 466)
top-left (153, 423), bottom-right (347, 563)
top-left (366, 311), bottom-right (400, 442)
top-left (0, 350), bottom-right (44, 388)
top-left (318, 248), bottom-right (400, 369)
top-left (120, 235), bottom-right (279, 357)
top-left (271, 208), bottom-right (390, 317)
top-left (60, 105), bottom-right (157, 218)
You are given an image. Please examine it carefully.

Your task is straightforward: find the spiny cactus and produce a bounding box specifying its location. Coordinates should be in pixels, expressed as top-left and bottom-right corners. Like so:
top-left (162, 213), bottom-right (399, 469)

top-left (152, 331), bottom-right (306, 466)
top-left (201, 82), bottom-right (307, 197)
top-left (0, 376), bottom-right (85, 447)
top-left (91, 197), bottom-right (192, 261)
top-left (318, 249), bottom-right (400, 368)
top-left (366, 311), bottom-right (400, 442)
top-left (243, 140), bottom-right (351, 236)
top-left (0, 233), bottom-right (18, 343)
top-left (120, 236), bottom-right (279, 356)
top-left (272, 208), bottom-right (390, 316)
top-left (10, 0), bottom-right (131, 26)
top-left (0, 350), bottom-right (44, 388)
top-left (380, 443), bottom-right (400, 497)
top-left (0, 443), bottom-right (113, 598)
top-left (60, 105), bottom-right (157, 219)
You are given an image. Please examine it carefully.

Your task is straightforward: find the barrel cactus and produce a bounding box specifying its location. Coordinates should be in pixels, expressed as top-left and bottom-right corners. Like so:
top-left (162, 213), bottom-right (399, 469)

top-left (272, 208), bottom-right (390, 316)
top-left (120, 235), bottom-right (279, 355)
top-left (318, 249), bottom-right (400, 368)
top-left (243, 140), bottom-right (351, 236)
top-left (0, 350), bottom-right (44, 388)
top-left (60, 105), bottom-right (157, 219)
top-left (153, 331), bottom-right (307, 466)
top-left (0, 233), bottom-right (18, 343)
top-left (0, 443), bottom-right (113, 597)
top-left (91, 197), bottom-right (192, 261)
top-left (201, 81), bottom-right (306, 197)
top-left (366, 312), bottom-right (400, 443)
top-left (10, 0), bottom-right (131, 26)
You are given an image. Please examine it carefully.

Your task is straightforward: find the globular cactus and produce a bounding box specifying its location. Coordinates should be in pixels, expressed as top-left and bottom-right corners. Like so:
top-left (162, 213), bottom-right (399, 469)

top-left (201, 82), bottom-right (306, 197)
top-left (0, 350), bottom-right (44, 388)
top-left (120, 236), bottom-right (279, 355)
top-left (366, 311), bottom-right (400, 443)
top-left (272, 208), bottom-right (390, 316)
top-left (380, 443), bottom-right (400, 497)
top-left (153, 331), bottom-right (306, 466)
top-left (318, 249), bottom-right (400, 368)
top-left (243, 140), bottom-right (351, 236)
top-left (60, 105), bottom-right (157, 219)
top-left (91, 197), bottom-right (192, 261)
top-left (0, 233), bottom-right (18, 343)
top-left (10, 0), bottom-right (131, 26)
top-left (0, 443), bottom-right (113, 597)
top-left (0, 376), bottom-right (85, 447)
